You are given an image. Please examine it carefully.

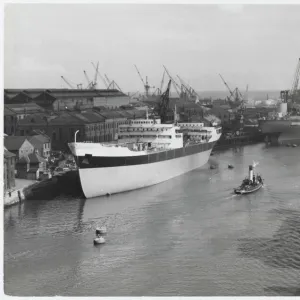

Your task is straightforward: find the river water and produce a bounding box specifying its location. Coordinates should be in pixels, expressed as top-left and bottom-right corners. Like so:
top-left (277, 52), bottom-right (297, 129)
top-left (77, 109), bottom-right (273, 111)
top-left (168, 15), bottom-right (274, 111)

top-left (4, 144), bottom-right (300, 296)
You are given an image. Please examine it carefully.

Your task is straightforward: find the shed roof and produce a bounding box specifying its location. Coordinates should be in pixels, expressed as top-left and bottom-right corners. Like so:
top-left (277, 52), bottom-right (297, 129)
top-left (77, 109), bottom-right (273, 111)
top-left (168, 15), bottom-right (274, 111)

top-left (70, 111), bottom-right (106, 123)
top-left (4, 88), bottom-right (126, 101)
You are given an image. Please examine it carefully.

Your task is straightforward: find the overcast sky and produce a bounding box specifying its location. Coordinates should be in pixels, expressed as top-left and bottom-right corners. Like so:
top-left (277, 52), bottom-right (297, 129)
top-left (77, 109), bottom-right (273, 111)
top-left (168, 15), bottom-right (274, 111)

top-left (4, 4), bottom-right (300, 92)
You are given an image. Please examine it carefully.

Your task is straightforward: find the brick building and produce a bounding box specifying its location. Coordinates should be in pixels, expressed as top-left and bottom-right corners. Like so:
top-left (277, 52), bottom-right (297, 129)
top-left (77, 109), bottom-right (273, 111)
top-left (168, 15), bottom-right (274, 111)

top-left (16, 112), bottom-right (86, 150)
top-left (15, 109), bottom-right (147, 148)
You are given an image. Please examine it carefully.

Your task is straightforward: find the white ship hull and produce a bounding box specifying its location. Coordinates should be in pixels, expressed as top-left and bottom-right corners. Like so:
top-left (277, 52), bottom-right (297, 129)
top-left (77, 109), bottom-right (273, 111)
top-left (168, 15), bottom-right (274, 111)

top-left (79, 148), bottom-right (212, 198)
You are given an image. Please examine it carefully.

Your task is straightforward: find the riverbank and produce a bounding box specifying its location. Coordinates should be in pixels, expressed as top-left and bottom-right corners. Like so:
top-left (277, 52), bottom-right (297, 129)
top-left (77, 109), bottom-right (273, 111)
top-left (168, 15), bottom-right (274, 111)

top-left (4, 179), bottom-right (37, 208)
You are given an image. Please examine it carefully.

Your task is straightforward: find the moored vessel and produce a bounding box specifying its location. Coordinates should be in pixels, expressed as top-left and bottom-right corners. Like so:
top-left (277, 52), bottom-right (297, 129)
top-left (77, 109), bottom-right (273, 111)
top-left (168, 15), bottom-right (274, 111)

top-left (260, 91), bottom-right (300, 145)
top-left (69, 118), bottom-right (222, 198)
top-left (68, 81), bottom-right (222, 198)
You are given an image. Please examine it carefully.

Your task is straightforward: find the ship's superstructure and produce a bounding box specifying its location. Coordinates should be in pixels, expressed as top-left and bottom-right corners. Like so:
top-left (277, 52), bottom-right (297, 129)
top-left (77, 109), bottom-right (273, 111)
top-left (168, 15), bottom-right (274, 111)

top-left (68, 117), bottom-right (221, 198)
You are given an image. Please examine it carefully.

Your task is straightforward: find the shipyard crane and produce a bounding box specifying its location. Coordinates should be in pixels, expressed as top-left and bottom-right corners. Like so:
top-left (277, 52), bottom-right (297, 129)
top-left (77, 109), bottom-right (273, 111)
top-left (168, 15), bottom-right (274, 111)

top-left (243, 84), bottom-right (249, 102)
top-left (134, 65), bottom-right (154, 97)
top-left (163, 66), bottom-right (181, 96)
top-left (219, 74), bottom-right (236, 101)
top-left (91, 62), bottom-right (109, 89)
top-left (155, 80), bottom-right (172, 123)
top-left (152, 70), bottom-right (167, 96)
top-left (108, 80), bottom-right (123, 93)
top-left (104, 74), bottom-right (111, 86)
top-left (219, 74), bottom-right (244, 103)
top-left (61, 76), bottom-right (83, 90)
top-left (61, 76), bottom-right (75, 89)
top-left (83, 70), bottom-right (95, 89)
top-left (177, 75), bottom-right (204, 103)
top-left (160, 70), bottom-right (166, 94)
top-left (177, 75), bottom-right (195, 97)
top-left (92, 62), bottom-right (99, 89)
top-left (290, 58), bottom-right (300, 102)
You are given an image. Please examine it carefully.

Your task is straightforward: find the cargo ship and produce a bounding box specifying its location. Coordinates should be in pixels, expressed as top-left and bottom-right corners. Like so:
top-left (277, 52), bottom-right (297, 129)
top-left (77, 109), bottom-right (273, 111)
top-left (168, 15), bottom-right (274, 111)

top-left (260, 102), bottom-right (300, 145)
top-left (68, 118), bottom-right (222, 198)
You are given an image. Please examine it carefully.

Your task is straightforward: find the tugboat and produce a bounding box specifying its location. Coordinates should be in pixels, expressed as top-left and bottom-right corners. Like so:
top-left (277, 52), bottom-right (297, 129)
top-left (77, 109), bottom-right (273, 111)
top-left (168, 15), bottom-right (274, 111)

top-left (234, 164), bottom-right (263, 195)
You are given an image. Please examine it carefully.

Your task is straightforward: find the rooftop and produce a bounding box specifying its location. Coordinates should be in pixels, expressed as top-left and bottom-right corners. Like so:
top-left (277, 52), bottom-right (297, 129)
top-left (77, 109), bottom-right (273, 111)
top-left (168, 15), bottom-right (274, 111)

top-left (28, 135), bottom-right (50, 147)
top-left (4, 88), bottom-right (127, 101)
top-left (4, 106), bottom-right (16, 116)
top-left (5, 103), bottom-right (45, 113)
top-left (28, 152), bottom-right (47, 163)
top-left (4, 136), bottom-right (30, 151)
top-left (4, 149), bottom-right (16, 158)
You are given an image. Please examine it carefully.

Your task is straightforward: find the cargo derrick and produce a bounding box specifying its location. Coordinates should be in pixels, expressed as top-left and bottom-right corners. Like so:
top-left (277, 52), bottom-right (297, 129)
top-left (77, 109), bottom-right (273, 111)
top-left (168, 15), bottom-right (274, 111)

top-left (155, 80), bottom-right (172, 123)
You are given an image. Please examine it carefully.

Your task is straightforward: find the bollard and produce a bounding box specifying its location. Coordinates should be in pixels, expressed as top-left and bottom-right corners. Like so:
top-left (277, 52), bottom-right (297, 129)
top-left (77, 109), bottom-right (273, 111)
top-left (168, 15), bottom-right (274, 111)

top-left (18, 190), bottom-right (21, 203)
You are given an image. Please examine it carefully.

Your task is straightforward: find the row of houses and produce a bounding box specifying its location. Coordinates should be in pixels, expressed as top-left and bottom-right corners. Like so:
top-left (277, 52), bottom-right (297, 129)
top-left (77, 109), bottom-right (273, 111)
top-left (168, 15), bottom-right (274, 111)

top-left (3, 134), bottom-right (50, 192)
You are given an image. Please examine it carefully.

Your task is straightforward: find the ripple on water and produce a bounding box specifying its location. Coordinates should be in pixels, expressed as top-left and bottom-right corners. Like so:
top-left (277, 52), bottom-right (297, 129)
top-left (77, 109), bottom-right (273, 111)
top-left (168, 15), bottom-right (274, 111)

top-left (4, 144), bottom-right (300, 296)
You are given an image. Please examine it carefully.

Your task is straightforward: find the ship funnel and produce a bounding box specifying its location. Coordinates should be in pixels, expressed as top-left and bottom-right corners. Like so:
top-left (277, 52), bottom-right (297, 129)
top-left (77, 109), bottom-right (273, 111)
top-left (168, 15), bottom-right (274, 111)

top-left (249, 165), bottom-right (253, 181)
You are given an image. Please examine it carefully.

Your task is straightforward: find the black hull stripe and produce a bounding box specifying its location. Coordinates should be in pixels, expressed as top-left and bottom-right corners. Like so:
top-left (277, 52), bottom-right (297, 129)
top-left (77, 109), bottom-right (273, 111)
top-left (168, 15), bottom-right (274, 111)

top-left (77, 141), bottom-right (216, 169)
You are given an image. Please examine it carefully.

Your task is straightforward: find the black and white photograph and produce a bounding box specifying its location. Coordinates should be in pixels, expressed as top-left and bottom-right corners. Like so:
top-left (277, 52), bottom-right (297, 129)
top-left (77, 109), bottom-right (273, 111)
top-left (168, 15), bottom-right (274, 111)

top-left (2, 0), bottom-right (300, 297)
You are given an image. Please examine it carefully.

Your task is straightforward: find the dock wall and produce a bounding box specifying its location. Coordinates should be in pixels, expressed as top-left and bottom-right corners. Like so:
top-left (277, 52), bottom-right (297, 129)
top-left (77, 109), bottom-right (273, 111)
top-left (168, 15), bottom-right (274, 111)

top-left (4, 179), bottom-right (37, 208)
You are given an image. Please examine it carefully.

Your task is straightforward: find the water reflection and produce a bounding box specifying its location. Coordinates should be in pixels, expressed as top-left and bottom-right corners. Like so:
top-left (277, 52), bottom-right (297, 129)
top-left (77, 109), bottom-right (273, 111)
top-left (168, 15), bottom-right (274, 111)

top-left (238, 208), bottom-right (300, 269)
